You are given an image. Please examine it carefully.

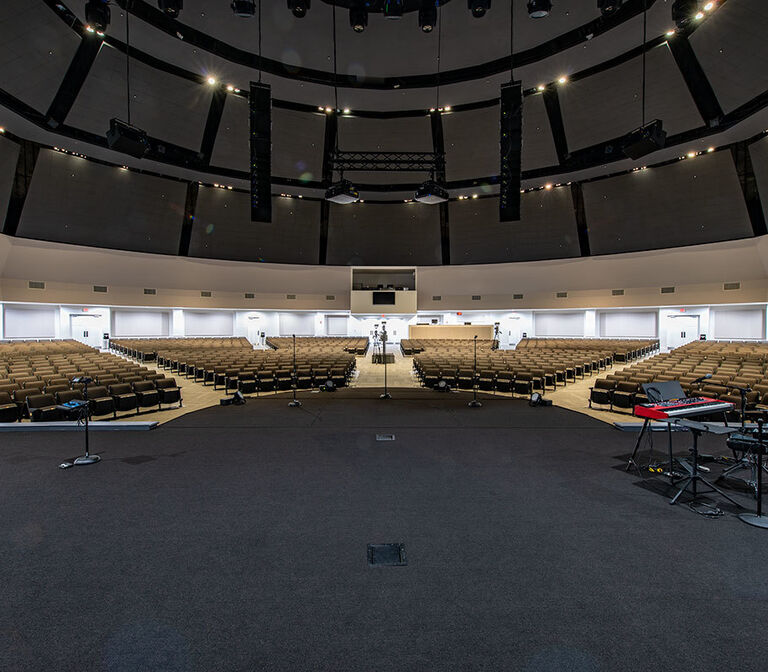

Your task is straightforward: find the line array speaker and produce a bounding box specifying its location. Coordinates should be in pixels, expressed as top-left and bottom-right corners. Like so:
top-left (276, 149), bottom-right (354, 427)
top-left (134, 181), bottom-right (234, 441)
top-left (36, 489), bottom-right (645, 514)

top-left (250, 82), bottom-right (272, 222)
top-left (499, 81), bottom-right (523, 222)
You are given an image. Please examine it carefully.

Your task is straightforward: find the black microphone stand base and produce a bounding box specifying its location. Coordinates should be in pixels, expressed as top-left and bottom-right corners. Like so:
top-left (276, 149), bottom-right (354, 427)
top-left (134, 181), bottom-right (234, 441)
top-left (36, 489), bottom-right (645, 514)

top-left (288, 399), bottom-right (302, 407)
top-left (468, 399), bottom-right (482, 408)
top-left (73, 454), bottom-right (100, 466)
top-left (738, 513), bottom-right (768, 529)
top-left (380, 392), bottom-right (391, 399)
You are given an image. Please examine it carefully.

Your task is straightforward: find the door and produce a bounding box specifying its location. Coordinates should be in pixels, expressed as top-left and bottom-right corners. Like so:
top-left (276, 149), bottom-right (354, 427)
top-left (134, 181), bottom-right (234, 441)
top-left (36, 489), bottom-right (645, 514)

top-left (666, 315), bottom-right (699, 351)
top-left (70, 315), bottom-right (103, 349)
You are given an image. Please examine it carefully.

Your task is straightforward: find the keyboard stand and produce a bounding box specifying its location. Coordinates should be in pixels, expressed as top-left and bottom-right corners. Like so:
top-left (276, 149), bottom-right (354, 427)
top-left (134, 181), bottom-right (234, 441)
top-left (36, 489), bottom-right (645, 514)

top-left (669, 420), bottom-right (742, 507)
top-left (626, 418), bottom-right (680, 483)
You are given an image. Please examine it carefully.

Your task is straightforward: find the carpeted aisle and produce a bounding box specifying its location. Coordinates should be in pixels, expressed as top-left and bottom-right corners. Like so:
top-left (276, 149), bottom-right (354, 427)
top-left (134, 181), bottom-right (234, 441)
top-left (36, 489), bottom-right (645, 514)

top-left (0, 389), bottom-right (764, 672)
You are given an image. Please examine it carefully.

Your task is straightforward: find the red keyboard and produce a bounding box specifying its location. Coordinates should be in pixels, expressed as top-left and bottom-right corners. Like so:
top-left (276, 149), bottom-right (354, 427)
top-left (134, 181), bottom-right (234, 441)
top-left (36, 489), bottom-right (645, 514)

top-left (635, 397), bottom-right (734, 420)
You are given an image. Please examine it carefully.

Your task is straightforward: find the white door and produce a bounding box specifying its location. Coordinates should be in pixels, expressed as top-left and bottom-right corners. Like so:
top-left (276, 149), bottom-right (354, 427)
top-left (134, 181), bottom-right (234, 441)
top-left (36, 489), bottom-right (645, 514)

top-left (70, 315), bottom-right (103, 349)
top-left (326, 315), bottom-right (348, 336)
top-left (666, 315), bottom-right (700, 351)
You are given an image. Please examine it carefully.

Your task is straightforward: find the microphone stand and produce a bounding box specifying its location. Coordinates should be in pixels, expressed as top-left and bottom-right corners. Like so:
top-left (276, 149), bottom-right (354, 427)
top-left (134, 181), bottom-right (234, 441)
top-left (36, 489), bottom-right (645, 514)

top-left (468, 335), bottom-right (482, 408)
top-left (738, 418), bottom-right (768, 528)
top-left (380, 325), bottom-right (391, 399)
top-left (289, 334), bottom-right (301, 407)
top-left (73, 379), bottom-right (99, 466)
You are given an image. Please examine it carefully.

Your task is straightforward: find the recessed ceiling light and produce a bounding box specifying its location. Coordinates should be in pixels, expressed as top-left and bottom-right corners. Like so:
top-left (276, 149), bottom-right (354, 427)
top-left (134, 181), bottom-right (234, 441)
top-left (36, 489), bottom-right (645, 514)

top-left (558, 76), bottom-right (568, 84)
top-left (0, 127), bottom-right (5, 134)
top-left (207, 76), bottom-right (217, 85)
top-left (226, 85), bottom-right (234, 91)
top-left (704, 2), bottom-right (715, 11)
top-left (325, 106), bottom-right (333, 113)
top-left (537, 84), bottom-right (545, 91)
top-left (694, 11), bottom-right (704, 20)
top-left (444, 106), bottom-right (451, 111)
top-left (666, 30), bottom-right (675, 37)
top-left (545, 183), bottom-right (553, 190)
top-left (343, 108), bottom-right (350, 114)
top-left (687, 151), bottom-right (696, 158)
top-left (707, 147), bottom-right (715, 152)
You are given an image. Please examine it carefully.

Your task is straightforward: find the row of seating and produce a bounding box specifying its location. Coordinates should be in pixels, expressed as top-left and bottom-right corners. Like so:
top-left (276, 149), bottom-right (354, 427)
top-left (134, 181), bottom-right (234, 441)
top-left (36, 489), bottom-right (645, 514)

top-left (516, 338), bottom-right (659, 362)
top-left (400, 339), bottom-right (496, 356)
top-left (111, 338), bottom-right (252, 362)
top-left (589, 340), bottom-right (768, 417)
top-left (267, 337), bottom-right (369, 356)
top-left (0, 339), bottom-right (93, 357)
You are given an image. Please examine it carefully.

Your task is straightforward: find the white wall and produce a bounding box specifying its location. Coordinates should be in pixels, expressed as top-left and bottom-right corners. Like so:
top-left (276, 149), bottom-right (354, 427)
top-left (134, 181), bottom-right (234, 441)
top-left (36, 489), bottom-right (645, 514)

top-left (278, 313), bottom-right (315, 336)
top-left (711, 307), bottom-right (765, 340)
top-left (112, 310), bottom-right (170, 337)
top-left (598, 311), bottom-right (658, 338)
top-left (326, 315), bottom-right (349, 336)
top-left (184, 311), bottom-right (235, 336)
top-left (533, 312), bottom-right (585, 337)
top-left (3, 305), bottom-right (57, 339)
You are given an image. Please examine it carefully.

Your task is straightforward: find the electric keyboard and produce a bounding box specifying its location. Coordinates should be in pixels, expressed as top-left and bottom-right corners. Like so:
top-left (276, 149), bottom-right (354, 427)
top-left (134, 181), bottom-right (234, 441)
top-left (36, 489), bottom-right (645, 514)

top-left (634, 397), bottom-right (733, 420)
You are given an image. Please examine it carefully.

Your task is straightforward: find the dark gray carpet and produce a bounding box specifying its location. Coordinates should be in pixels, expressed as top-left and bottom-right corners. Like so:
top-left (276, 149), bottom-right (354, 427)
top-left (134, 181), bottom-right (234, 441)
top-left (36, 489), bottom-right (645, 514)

top-left (1, 388), bottom-right (765, 672)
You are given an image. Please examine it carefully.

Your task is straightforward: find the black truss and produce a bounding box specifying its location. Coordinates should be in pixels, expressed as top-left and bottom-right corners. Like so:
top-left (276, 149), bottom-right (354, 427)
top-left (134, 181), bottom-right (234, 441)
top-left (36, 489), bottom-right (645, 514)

top-left (331, 151), bottom-right (445, 173)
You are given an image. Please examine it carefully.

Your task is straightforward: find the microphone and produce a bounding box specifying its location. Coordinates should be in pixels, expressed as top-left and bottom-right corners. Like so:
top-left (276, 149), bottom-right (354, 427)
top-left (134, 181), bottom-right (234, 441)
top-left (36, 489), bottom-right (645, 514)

top-left (692, 374), bottom-right (712, 384)
top-left (726, 383), bottom-right (752, 393)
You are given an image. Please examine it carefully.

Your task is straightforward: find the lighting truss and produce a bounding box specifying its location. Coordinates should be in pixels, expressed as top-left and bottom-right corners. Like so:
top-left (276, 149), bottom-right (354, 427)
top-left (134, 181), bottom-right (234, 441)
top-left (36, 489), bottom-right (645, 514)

top-left (330, 150), bottom-right (445, 173)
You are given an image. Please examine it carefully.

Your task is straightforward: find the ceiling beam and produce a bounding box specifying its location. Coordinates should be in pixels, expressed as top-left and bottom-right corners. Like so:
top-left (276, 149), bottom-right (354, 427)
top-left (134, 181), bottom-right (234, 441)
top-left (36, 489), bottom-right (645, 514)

top-left (45, 35), bottom-right (103, 128)
top-left (542, 87), bottom-right (570, 165)
top-left (731, 140), bottom-right (767, 237)
top-left (667, 35), bottom-right (724, 128)
top-left (318, 112), bottom-right (338, 265)
top-left (178, 182), bottom-right (199, 256)
top-left (570, 183), bottom-right (591, 257)
top-left (198, 89), bottom-right (228, 165)
top-left (2, 140), bottom-right (39, 237)
top-left (430, 110), bottom-right (450, 265)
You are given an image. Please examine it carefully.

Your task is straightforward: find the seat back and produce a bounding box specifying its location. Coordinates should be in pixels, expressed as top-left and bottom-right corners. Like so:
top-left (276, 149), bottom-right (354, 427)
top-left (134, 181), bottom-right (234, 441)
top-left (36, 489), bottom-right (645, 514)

top-left (27, 393), bottom-right (56, 410)
top-left (109, 383), bottom-right (133, 396)
top-left (133, 381), bottom-right (155, 393)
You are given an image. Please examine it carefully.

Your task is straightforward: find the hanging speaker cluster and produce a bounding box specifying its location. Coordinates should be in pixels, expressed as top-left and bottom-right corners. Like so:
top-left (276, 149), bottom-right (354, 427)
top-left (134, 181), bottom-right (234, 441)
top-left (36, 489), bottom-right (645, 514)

top-left (499, 82), bottom-right (523, 222)
top-left (249, 82), bottom-right (272, 222)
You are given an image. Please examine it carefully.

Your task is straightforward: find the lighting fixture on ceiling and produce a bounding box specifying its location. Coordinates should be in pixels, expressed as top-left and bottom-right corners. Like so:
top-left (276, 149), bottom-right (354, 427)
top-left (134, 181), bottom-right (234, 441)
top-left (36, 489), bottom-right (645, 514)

top-left (288, 0), bottom-right (310, 19)
top-left (671, 0), bottom-right (698, 29)
top-left (85, 0), bottom-right (110, 34)
top-left (527, 0), bottom-right (552, 18)
top-left (350, 4), bottom-right (368, 32)
top-left (419, 2), bottom-right (437, 32)
top-left (597, 0), bottom-right (623, 16)
top-left (415, 179), bottom-right (448, 204)
top-left (326, 179), bottom-right (360, 204)
top-left (384, 0), bottom-right (404, 20)
top-left (231, 0), bottom-right (256, 17)
top-left (468, 0), bottom-right (491, 18)
top-left (157, 0), bottom-right (183, 19)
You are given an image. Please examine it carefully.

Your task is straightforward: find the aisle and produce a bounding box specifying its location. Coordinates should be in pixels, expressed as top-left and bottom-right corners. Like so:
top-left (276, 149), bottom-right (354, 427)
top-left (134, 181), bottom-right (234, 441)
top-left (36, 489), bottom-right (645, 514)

top-left (350, 345), bottom-right (420, 388)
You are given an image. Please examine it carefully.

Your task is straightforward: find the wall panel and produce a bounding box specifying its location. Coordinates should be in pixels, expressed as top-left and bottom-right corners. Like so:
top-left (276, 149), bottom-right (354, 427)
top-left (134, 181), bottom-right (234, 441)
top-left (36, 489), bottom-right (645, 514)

top-left (112, 310), bottom-right (170, 337)
top-left (598, 311), bottom-right (657, 338)
top-left (711, 307), bottom-right (764, 340)
top-left (3, 305), bottom-right (57, 338)
top-left (184, 311), bottom-right (234, 336)
top-left (533, 312), bottom-right (585, 337)
top-left (278, 313), bottom-right (315, 336)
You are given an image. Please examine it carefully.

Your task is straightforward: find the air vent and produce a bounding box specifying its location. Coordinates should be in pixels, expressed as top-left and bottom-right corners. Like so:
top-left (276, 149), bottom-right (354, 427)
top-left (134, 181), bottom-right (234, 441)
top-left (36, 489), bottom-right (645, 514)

top-left (471, 295), bottom-right (481, 301)
top-left (143, 288), bottom-right (157, 295)
top-left (723, 282), bottom-right (741, 291)
top-left (244, 292), bottom-right (255, 299)
top-left (556, 292), bottom-right (568, 298)
top-left (432, 295), bottom-right (442, 301)
top-left (661, 286), bottom-right (675, 294)
top-left (612, 289), bottom-right (625, 296)
top-left (28, 281), bottom-right (45, 290)
top-left (93, 285), bottom-right (107, 293)
top-left (326, 295), bottom-right (335, 300)
top-left (287, 294), bottom-right (296, 300)
top-left (513, 293), bottom-right (523, 300)
top-left (200, 291), bottom-right (212, 297)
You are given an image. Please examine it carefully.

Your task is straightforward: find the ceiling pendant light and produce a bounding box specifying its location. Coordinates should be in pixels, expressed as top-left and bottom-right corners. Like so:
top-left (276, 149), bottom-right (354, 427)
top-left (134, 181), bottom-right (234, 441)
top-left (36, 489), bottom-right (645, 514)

top-left (415, 179), bottom-right (448, 204)
top-left (287, 0), bottom-right (310, 19)
top-left (326, 179), bottom-right (360, 204)
top-left (85, 0), bottom-right (110, 35)
top-left (468, 1), bottom-right (491, 18)
top-left (527, 0), bottom-right (552, 18)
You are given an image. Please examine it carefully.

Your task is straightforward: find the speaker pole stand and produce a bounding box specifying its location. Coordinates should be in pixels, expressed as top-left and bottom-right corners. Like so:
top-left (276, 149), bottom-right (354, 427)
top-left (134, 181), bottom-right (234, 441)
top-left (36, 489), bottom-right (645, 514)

top-left (73, 381), bottom-right (100, 466)
top-left (468, 335), bottom-right (482, 408)
top-left (380, 325), bottom-right (391, 400)
top-left (289, 334), bottom-right (302, 407)
top-left (739, 419), bottom-right (768, 529)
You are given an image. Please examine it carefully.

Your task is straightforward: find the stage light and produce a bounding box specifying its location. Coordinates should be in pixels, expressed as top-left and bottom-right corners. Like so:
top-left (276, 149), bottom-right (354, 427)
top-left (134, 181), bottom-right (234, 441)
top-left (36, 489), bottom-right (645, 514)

top-left (671, 0), bottom-right (698, 29)
top-left (558, 75), bottom-right (567, 84)
top-left (231, 0), bottom-right (256, 17)
top-left (414, 179), bottom-right (448, 204)
top-left (326, 180), bottom-right (360, 204)
top-left (687, 151), bottom-right (696, 158)
top-left (597, 0), bottom-right (622, 15)
top-left (707, 146), bottom-right (715, 152)
top-left (287, 0), bottom-right (310, 18)
top-left (343, 108), bottom-right (351, 114)
top-left (350, 5), bottom-right (368, 32)
top-left (544, 183), bottom-right (553, 190)
top-left (419, 2), bottom-right (437, 32)
top-left (527, 0), bottom-right (551, 18)
top-left (704, 1), bottom-right (715, 10)
top-left (226, 84), bottom-right (234, 91)
top-left (207, 76), bottom-right (217, 85)
top-left (666, 30), bottom-right (675, 36)
top-left (157, 0), bottom-right (183, 18)
top-left (85, 1), bottom-right (110, 34)
top-left (325, 106), bottom-right (333, 113)
top-left (537, 84), bottom-right (545, 91)
top-left (384, 0), bottom-right (404, 19)
top-left (443, 105), bottom-right (451, 111)
top-left (469, 0), bottom-right (491, 18)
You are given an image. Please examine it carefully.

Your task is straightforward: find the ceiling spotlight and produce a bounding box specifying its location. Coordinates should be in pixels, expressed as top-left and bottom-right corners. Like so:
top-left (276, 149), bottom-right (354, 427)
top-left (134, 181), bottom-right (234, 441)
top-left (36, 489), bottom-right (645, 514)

top-left (157, 1), bottom-right (183, 18)
top-left (468, 1), bottom-right (491, 18)
top-left (287, 0), bottom-right (310, 19)
top-left (419, 2), bottom-right (437, 32)
top-left (694, 11), bottom-right (704, 19)
top-left (537, 84), bottom-right (545, 91)
top-left (704, 1), bottom-right (715, 10)
top-left (231, 0), bottom-right (256, 17)
top-left (671, 0), bottom-right (698, 29)
top-left (85, 1), bottom-right (110, 34)
top-left (384, 0), bottom-right (404, 19)
top-left (558, 75), bottom-right (567, 84)
top-left (350, 5), bottom-right (368, 32)
top-left (326, 180), bottom-right (360, 204)
top-left (666, 30), bottom-right (676, 36)
top-left (207, 76), bottom-right (217, 85)
top-left (415, 179), bottom-right (448, 204)
top-left (597, 0), bottom-right (623, 15)
top-left (343, 108), bottom-right (351, 114)
top-left (527, 0), bottom-right (552, 18)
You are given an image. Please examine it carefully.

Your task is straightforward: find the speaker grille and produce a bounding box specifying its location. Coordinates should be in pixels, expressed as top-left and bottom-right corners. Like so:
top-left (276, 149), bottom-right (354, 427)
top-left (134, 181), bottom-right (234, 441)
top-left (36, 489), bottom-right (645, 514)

top-left (432, 295), bottom-right (442, 301)
top-left (499, 81), bottom-right (523, 222)
top-left (287, 294), bottom-right (296, 300)
top-left (471, 295), bottom-right (481, 301)
top-left (513, 293), bottom-right (523, 300)
top-left (250, 82), bottom-right (272, 222)
top-left (244, 292), bottom-right (255, 299)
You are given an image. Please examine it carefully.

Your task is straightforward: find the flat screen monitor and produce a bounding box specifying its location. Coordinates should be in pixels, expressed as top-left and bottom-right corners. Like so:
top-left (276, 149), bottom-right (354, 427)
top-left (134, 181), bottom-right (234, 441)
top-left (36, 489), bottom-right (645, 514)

top-left (372, 291), bottom-right (396, 306)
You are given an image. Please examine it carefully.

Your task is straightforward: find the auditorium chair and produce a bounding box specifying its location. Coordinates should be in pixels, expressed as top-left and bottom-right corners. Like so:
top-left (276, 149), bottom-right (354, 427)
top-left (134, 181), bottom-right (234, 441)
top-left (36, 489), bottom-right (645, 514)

top-left (211, 367), bottom-right (228, 388)
top-left (330, 368), bottom-right (346, 388)
top-left (57, 389), bottom-right (85, 405)
top-left (589, 380), bottom-right (615, 409)
top-left (133, 381), bottom-right (160, 408)
top-left (155, 378), bottom-right (182, 408)
top-left (276, 369), bottom-right (293, 391)
top-left (423, 368), bottom-right (440, 388)
top-left (257, 370), bottom-right (276, 394)
top-left (44, 384), bottom-right (70, 397)
top-left (0, 383), bottom-right (20, 397)
top-left (109, 383), bottom-right (139, 416)
top-left (495, 372), bottom-right (513, 394)
top-left (296, 368), bottom-right (312, 389)
top-left (0, 392), bottom-right (20, 422)
top-left (26, 394), bottom-right (61, 422)
top-left (457, 369), bottom-right (475, 390)
top-left (85, 386), bottom-right (116, 418)
top-left (513, 374), bottom-right (534, 397)
top-left (478, 369), bottom-right (496, 392)
top-left (719, 391), bottom-right (759, 422)
top-left (237, 372), bottom-right (257, 395)
top-left (224, 370), bottom-right (240, 392)
top-left (611, 382), bottom-right (639, 413)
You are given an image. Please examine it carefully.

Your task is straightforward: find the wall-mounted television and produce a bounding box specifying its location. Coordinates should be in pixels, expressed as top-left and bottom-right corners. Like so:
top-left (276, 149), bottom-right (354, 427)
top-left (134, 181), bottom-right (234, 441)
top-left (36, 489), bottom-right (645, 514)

top-left (372, 291), bottom-right (396, 306)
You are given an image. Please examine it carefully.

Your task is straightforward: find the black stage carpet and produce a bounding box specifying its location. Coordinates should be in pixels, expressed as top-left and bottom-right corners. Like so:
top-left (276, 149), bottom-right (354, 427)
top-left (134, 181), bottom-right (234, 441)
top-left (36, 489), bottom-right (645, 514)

top-left (1, 389), bottom-right (765, 672)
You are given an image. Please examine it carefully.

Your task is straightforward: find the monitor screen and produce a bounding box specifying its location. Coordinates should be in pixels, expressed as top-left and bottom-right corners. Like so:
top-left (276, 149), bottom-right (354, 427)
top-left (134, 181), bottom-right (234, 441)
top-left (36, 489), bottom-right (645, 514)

top-left (372, 291), bottom-right (396, 305)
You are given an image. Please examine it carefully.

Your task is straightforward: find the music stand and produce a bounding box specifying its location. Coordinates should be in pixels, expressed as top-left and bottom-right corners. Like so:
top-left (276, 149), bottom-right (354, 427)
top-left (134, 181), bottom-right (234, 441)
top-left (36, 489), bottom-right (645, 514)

top-left (739, 419), bottom-right (768, 529)
top-left (70, 379), bottom-right (100, 466)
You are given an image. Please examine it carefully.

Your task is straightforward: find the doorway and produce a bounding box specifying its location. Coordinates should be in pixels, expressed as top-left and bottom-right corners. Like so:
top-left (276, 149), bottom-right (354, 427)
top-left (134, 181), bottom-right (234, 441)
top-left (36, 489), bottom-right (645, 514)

top-left (70, 315), bottom-right (103, 349)
top-left (666, 315), bottom-right (700, 351)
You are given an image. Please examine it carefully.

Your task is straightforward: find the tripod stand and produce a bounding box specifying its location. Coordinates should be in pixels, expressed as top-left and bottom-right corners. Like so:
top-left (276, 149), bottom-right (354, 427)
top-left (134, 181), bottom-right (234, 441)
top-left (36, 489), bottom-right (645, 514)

top-left (288, 334), bottom-right (301, 407)
top-left (739, 419), bottom-right (768, 528)
top-left (468, 335), bottom-right (482, 408)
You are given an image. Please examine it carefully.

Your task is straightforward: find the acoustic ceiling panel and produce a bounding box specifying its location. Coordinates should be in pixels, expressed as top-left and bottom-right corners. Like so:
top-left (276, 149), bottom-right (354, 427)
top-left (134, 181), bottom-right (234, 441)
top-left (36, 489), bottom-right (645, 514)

top-left (190, 188), bottom-right (320, 264)
top-left (326, 202), bottom-right (441, 266)
top-left (443, 105), bottom-right (498, 182)
top-left (0, 135), bottom-right (19, 214)
top-left (66, 45), bottom-right (212, 150)
top-left (18, 149), bottom-right (185, 254)
top-left (272, 107), bottom-right (326, 181)
top-left (690, 0), bottom-right (768, 114)
top-left (210, 94), bottom-right (249, 172)
top-left (584, 151), bottom-right (753, 255)
top-left (559, 44), bottom-right (703, 152)
top-left (521, 94), bottom-right (559, 172)
top-left (0, 1), bottom-right (81, 114)
top-left (448, 189), bottom-right (580, 264)
top-left (749, 134), bottom-right (768, 226)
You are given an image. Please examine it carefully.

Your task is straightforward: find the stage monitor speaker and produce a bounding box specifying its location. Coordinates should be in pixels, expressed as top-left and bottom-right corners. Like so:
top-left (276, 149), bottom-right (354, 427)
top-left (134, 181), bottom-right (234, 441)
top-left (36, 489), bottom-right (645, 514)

top-left (233, 390), bottom-right (246, 405)
top-left (250, 82), bottom-right (272, 222)
top-left (500, 81), bottom-right (523, 222)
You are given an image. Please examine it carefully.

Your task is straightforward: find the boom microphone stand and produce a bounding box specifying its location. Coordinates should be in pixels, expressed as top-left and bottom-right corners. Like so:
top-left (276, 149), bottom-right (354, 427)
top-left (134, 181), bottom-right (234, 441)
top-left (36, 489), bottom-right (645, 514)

top-left (289, 334), bottom-right (301, 407)
top-left (468, 335), bottom-right (482, 408)
top-left (380, 324), bottom-right (391, 400)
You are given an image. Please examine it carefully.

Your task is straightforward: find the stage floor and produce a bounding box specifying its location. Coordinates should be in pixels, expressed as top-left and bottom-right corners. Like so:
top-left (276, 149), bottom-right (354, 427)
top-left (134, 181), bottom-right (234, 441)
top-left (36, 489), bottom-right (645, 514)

top-left (2, 390), bottom-right (764, 671)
